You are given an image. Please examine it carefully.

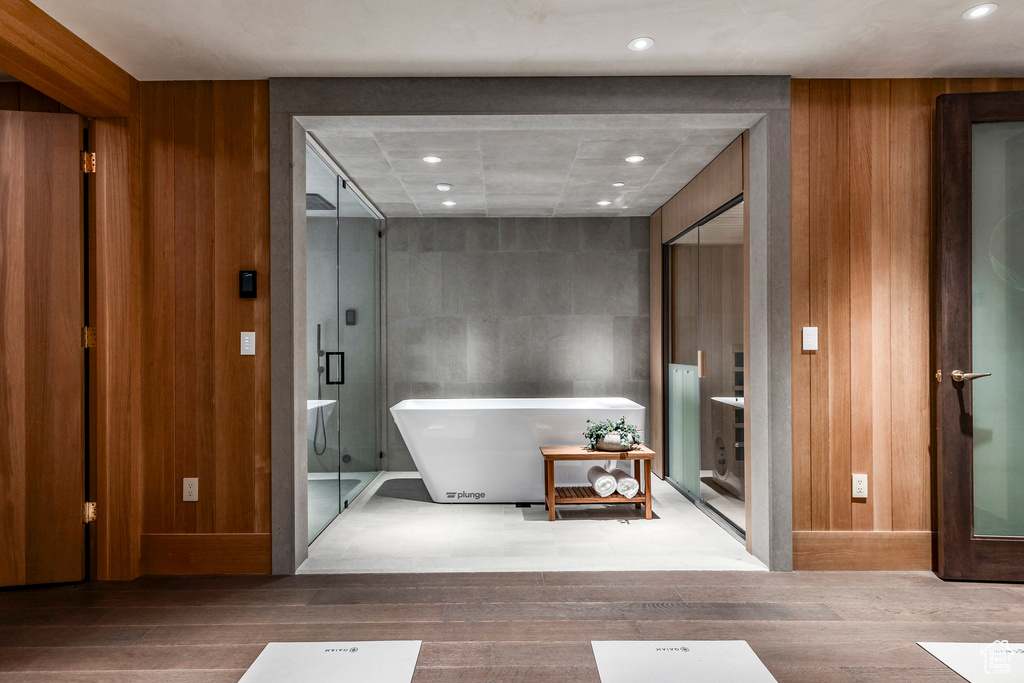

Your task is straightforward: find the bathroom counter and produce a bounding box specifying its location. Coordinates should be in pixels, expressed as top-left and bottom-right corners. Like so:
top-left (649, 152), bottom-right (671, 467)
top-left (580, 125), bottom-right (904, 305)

top-left (539, 445), bottom-right (655, 521)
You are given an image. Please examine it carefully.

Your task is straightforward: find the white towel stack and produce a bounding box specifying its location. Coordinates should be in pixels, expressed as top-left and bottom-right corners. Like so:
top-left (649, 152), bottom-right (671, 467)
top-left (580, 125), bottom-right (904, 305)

top-left (587, 465), bottom-right (617, 497)
top-left (610, 468), bottom-right (640, 499)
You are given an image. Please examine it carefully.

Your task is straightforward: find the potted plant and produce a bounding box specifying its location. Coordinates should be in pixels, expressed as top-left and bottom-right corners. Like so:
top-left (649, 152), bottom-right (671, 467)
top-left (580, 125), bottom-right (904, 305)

top-left (583, 416), bottom-right (643, 452)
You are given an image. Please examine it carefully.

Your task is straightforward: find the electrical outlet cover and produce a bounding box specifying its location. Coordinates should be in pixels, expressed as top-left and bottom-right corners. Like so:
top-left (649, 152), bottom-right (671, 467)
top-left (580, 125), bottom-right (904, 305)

top-left (183, 477), bottom-right (199, 502)
top-left (852, 474), bottom-right (868, 499)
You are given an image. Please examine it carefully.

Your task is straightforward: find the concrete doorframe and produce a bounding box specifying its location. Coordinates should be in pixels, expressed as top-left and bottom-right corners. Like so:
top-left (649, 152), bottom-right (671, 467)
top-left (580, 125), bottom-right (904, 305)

top-left (269, 77), bottom-right (792, 573)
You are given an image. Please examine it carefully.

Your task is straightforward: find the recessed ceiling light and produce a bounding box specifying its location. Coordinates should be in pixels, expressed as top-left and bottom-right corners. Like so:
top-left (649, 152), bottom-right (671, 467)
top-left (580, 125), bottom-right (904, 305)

top-left (625, 155), bottom-right (645, 163)
top-left (442, 200), bottom-right (457, 206)
top-left (597, 200), bottom-right (612, 206)
top-left (423, 156), bottom-right (442, 163)
top-left (628, 37), bottom-right (654, 51)
top-left (963, 3), bottom-right (997, 18)
top-left (612, 182), bottom-right (625, 187)
top-left (436, 183), bottom-right (452, 191)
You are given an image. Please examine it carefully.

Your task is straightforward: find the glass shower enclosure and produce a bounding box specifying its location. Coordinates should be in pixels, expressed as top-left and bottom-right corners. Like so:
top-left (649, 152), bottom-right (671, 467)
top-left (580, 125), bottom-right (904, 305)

top-left (666, 198), bottom-right (747, 534)
top-left (305, 140), bottom-right (383, 543)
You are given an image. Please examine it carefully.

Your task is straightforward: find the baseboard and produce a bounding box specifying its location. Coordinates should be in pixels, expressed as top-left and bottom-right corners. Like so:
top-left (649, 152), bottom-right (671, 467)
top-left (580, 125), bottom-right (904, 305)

top-left (140, 533), bottom-right (272, 575)
top-left (793, 531), bottom-right (936, 571)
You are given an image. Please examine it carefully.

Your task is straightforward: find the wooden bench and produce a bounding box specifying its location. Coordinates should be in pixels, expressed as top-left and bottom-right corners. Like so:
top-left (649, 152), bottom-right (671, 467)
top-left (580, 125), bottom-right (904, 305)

top-left (539, 445), bottom-right (654, 521)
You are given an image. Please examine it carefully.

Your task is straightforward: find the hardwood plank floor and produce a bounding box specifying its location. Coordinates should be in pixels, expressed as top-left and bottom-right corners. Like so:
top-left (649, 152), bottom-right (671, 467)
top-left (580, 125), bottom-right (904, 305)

top-left (0, 571), bottom-right (1020, 682)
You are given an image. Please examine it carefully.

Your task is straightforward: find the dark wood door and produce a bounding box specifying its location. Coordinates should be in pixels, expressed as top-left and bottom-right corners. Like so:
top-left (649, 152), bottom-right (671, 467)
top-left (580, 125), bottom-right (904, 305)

top-left (936, 91), bottom-right (1024, 581)
top-left (0, 110), bottom-right (85, 586)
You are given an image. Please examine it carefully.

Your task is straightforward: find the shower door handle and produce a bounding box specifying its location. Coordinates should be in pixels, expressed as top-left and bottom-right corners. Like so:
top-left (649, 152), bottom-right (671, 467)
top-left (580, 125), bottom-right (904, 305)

top-left (326, 352), bottom-right (345, 385)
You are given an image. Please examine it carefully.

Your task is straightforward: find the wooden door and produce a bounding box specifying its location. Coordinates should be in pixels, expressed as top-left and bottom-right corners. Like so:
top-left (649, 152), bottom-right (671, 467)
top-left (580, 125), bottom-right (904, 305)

top-left (935, 91), bottom-right (1024, 581)
top-left (0, 110), bottom-right (86, 586)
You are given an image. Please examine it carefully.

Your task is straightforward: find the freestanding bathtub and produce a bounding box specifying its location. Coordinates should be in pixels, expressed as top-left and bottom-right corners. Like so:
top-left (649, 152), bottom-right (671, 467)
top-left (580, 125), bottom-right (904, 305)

top-left (389, 397), bottom-right (645, 503)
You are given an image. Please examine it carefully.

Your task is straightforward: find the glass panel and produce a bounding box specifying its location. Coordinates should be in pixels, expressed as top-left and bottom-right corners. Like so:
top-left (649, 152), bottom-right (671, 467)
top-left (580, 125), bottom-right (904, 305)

top-left (306, 145), bottom-right (342, 543)
top-left (335, 180), bottom-right (382, 507)
top-left (697, 204), bottom-right (746, 531)
top-left (667, 229), bottom-right (700, 496)
top-left (668, 363), bottom-right (701, 497)
top-left (971, 121), bottom-right (1024, 537)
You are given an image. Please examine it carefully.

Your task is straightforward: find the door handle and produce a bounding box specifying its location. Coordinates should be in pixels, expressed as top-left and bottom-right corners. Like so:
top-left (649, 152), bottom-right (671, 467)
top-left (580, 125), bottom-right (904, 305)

top-left (951, 370), bottom-right (992, 382)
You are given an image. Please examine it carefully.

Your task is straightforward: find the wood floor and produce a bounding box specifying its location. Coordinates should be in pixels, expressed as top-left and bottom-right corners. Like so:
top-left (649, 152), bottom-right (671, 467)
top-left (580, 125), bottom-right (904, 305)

top-left (1, 570), bottom-right (1022, 681)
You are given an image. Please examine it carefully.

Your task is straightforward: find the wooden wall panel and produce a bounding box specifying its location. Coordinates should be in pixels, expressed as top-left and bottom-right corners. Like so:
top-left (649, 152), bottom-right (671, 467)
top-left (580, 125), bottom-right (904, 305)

top-left (790, 80), bottom-right (812, 533)
top-left (660, 137), bottom-right (744, 243)
top-left (649, 209), bottom-right (664, 477)
top-left (0, 111), bottom-right (85, 586)
top-left (0, 81), bottom-right (75, 113)
top-left (791, 78), bottom-right (1024, 568)
top-left (139, 81), bottom-right (271, 574)
top-left (887, 80), bottom-right (933, 533)
top-left (793, 531), bottom-right (934, 571)
top-left (91, 113), bottom-right (143, 581)
top-left (0, 0), bottom-right (134, 117)
top-left (140, 533), bottom-right (271, 575)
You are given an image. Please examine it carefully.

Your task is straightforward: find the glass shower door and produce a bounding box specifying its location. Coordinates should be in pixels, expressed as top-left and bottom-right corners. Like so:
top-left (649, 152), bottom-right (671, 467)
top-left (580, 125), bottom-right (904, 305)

top-left (306, 145), bottom-right (342, 542)
top-left (334, 179), bottom-right (382, 508)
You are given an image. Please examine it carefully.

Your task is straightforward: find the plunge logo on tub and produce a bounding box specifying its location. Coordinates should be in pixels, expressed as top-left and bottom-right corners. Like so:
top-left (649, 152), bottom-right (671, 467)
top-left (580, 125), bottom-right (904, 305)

top-left (446, 491), bottom-right (486, 500)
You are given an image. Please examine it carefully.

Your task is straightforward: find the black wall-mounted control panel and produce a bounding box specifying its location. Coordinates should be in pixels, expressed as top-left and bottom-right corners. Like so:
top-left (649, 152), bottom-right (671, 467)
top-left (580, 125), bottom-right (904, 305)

top-left (239, 270), bottom-right (257, 299)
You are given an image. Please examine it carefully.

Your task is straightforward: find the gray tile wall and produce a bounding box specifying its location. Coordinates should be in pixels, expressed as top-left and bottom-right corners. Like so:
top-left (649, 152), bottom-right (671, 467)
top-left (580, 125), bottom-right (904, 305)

top-left (385, 216), bottom-right (651, 471)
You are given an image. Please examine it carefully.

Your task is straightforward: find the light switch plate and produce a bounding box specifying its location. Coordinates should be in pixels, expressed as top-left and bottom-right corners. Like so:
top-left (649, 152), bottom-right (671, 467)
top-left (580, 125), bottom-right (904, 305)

top-left (183, 477), bottom-right (198, 502)
top-left (852, 473), bottom-right (868, 499)
top-left (241, 331), bottom-right (255, 356)
top-left (802, 326), bottom-right (819, 351)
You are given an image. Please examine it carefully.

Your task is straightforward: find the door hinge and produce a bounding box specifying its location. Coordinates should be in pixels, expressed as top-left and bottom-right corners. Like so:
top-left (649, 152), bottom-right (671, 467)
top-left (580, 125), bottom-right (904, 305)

top-left (82, 326), bottom-right (96, 348)
top-left (83, 502), bottom-right (97, 524)
top-left (81, 151), bottom-right (96, 173)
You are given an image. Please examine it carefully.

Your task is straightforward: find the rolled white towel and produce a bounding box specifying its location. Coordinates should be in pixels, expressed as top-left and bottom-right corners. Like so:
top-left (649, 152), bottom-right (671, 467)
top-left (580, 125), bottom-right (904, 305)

top-left (610, 468), bottom-right (640, 499)
top-left (587, 465), bottom-right (617, 498)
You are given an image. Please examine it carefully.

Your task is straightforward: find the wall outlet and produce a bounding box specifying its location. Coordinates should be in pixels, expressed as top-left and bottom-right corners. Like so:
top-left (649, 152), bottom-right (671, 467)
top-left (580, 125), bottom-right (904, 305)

top-left (852, 473), bottom-right (868, 499)
top-left (183, 477), bottom-right (198, 502)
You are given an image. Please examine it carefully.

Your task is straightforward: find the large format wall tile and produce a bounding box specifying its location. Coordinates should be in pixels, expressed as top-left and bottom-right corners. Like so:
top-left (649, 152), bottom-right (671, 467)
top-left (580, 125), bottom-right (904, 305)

top-left (385, 216), bottom-right (650, 471)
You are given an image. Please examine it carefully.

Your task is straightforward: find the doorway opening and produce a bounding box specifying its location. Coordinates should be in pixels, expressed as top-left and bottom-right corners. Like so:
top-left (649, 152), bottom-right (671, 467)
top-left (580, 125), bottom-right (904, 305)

top-left (665, 196), bottom-right (749, 539)
top-left (270, 77), bottom-right (792, 573)
top-left (304, 137), bottom-right (385, 543)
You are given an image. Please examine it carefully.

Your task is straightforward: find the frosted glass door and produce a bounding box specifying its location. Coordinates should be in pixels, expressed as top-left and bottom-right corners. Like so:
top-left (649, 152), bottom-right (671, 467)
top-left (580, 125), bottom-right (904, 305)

top-left (971, 121), bottom-right (1024, 537)
top-left (668, 364), bottom-right (701, 498)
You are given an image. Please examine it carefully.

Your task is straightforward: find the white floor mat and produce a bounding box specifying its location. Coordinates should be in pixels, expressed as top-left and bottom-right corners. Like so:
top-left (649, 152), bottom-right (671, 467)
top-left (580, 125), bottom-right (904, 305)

top-left (919, 642), bottom-right (1024, 681)
top-left (592, 640), bottom-right (777, 682)
top-left (238, 641), bottom-right (421, 682)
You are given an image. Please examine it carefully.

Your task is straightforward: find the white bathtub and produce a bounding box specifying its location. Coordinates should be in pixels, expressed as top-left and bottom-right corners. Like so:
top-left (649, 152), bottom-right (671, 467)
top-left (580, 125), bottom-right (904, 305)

top-left (389, 397), bottom-right (645, 503)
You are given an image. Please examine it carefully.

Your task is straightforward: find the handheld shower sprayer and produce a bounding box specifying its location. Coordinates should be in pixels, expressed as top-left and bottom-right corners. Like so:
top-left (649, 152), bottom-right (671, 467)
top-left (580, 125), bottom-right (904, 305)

top-left (313, 323), bottom-right (328, 456)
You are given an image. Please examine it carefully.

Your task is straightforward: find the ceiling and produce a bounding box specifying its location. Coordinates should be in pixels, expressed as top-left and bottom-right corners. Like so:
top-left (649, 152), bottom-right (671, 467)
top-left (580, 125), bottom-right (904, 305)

top-left (32, 0), bottom-right (1024, 80)
top-left (301, 114), bottom-right (758, 217)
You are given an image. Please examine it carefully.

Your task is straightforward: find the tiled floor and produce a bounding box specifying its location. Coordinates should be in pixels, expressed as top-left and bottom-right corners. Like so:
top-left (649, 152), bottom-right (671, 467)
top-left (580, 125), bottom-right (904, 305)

top-left (307, 471), bottom-right (380, 543)
top-left (299, 472), bottom-right (765, 574)
top-left (0, 570), bottom-right (1020, 681)
top-left (699, 471), bottom-right (746, 530)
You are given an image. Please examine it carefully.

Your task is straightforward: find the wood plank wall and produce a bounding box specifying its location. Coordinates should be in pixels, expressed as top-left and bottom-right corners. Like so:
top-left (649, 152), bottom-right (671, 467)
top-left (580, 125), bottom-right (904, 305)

top-left (791, 78), bottom-right (1024, 570)
top-left (138, 81), bottom-right (272, 575)
top-left (91, 113), bottom-right (143, 581)
top-left (650, 136), bottom-right (745, 478)
top-left (0, 80), bottom-right (77, 113)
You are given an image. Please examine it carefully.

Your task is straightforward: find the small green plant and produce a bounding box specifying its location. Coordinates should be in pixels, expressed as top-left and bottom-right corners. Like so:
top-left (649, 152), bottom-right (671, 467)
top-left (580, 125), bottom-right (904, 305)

top-left (583, 416), bottom-right (643, 451)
